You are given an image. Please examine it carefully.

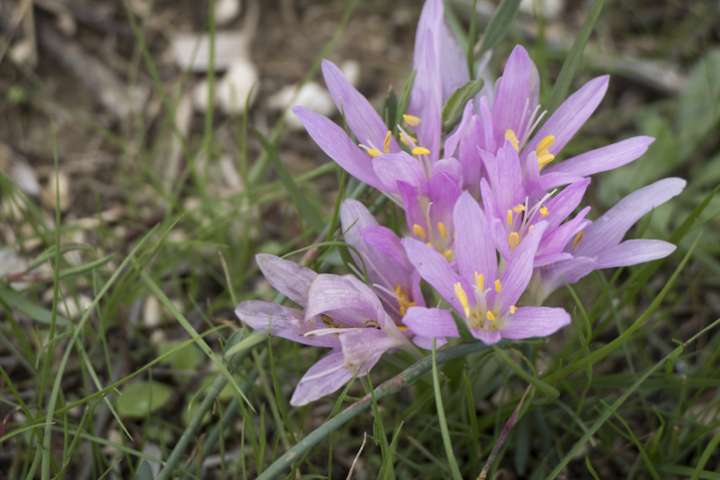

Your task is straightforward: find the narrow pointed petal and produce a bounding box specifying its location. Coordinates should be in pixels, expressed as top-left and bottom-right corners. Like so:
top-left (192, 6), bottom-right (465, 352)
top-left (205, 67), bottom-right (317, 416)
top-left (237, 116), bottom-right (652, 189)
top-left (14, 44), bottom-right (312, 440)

top-left (403, 237), bottom-right (464, 312)
top-left (470, 328), bottom-right (502, 345)
top-left (321, 59), bottom-right (395, 149)
top-left (595, 239), bottom-right (676, 269)
top-left (492, 45), bottom-right (540, 143)
top-left (235, 301), bottom-right (339, 348)
top-left (444, 101), bottom-right (474, 158)
top-left (293, 106), bottom-right (383, 190)
top-left (540, 179), bottom-right (591, 230)
top-left (577, 177), bottom-right (686, 257)
top-left (410, 29), bottom-right (442, 162)
top-left (290, 351), bottom-right (354, 406)
top-left (453, 192), bottom-right (497, 283)
top-left (538, 256), bottom-right (597, 302)
top-left (373, 152), bottom-right (427, 192)
top-left (403, 306), bottom-right (459, 339)
top-left (362, 225), bottom-right (416, 291)
top-left (340, 199), bottom-right (378, 258)
top-left (547, 136), bottom-right (655, 177)
top-left (527, 76), bottom-right (609, 155)
top-left (501, 307), bottom-right (571, 340)
top-left (256, 253), bottom-right (316, 306)
top-left (498, 222), bottom-right (548, 310)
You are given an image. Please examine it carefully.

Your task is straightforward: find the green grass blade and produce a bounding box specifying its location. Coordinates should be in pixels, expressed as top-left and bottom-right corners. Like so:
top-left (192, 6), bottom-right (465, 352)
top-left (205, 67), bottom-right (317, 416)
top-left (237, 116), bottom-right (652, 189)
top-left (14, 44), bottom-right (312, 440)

top-left (478, 0), bottom-right (521, 55)
top-left (432, 341), bottom-right (464, 480)
top-left (547, 0), bottom-right (605, 110)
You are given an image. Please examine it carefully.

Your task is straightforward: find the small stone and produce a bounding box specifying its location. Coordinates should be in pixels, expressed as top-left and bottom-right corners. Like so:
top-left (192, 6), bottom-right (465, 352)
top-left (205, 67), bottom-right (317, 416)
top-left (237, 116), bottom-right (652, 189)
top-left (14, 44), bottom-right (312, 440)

top-left (143, 296), bottom-right (162, 328)
top-left (215, 0), bottom-right (240, 25)
top-left (41, 171), bottom-right (71, 212)
top-left (11, 161), bottom-right (40, 196)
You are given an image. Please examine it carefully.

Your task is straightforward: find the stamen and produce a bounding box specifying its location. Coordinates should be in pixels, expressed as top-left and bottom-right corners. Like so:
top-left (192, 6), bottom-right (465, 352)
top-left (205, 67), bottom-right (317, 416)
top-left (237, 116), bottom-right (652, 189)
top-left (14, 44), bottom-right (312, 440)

top-left (454, 282), bottom-right (470, 318)
top-left (359, 144), bottom-right (381, 158)
top-left (411, 146), bottom-right (431, 156)
top-left (513, 204), bottom-right (526, 214)
top-left (412, 223), bottom-right (427, 240)
top-left (486, 310), bottom-right (496, 322)
top-left (473, 272), bottom-right (485, 292)
top-left (536, 134), bottom-right (556, 153)
top-left (508, 231), bottom-right (521, 249)
top-left (494, 279), bottom-right (502, 293)
top-left (437, 222), bottom-right (448, 240)
top-left (506, 210), bottom-right (513, 226)
top-left (403, 113), bottom-right (421, 127)
top-left (397, 325), bottom-right (409, 332)
top-left (539, 206), bottom-right (549, 217)
top-left (399, 129), bottom-right (416, 146)
top-left (394, 285), bottom-right (416, 316)
top-left (572, 231), bottom-right (585, 250)
top-left (537, 153), bottom-right (556, 169)
top-left (509, 305), bottom-right (518, 315)
top-left (383, 130), bottom-right (392, 153)
top-left (443, 249), bottom-right (454, 261)
top-left (504, 129), bottom-right (520, 152)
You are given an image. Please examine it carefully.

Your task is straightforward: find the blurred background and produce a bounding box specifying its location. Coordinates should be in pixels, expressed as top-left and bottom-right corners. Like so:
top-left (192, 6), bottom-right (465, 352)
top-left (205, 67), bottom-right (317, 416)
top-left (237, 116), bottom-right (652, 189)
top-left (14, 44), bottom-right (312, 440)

top-left (1, 0), bottom-right (719, 478)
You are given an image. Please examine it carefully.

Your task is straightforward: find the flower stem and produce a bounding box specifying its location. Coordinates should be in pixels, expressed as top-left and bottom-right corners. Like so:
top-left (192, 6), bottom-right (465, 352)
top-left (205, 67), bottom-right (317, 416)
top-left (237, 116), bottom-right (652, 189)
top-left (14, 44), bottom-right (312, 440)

top-left (257, 341), bottom-right (489, 480)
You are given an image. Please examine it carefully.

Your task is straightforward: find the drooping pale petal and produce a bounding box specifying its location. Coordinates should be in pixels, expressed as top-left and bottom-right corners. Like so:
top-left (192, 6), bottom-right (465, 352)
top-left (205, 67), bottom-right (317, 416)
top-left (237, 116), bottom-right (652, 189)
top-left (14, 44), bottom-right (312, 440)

top-left (256, 253), bottom-right (316, 306)
top-left (536, 207), bottom-right (591, 263)
top-left (339, 328), bottom-right (403, 376)
top-left (402, 237), bottom-right (465, 312)
top-left (537, 256), bottom-right (597, 302)
top-left (403, 306), bottom-right (459, 339)
top-left (293, 106), bottom-right (384, 190)
top-left (526, 75), bottom-right (609, 156)
top-left (497, 222), bottom-right (548, 310)
top-left (453, 192), bottom-right (496, 284)
top-left (290, 351), bottom-right (354, 406)
top-left (576, 177), bottom-right (686, 257)
top-left (373, 152), bottom-right (428, 193)
top-left (305, 274), bottom-right (388, 328)
top-left (235, 300), bottom-right (340, 348)
top-left (501, 306), bottom-right (571, 340)
top-left (321, 60), bottom-right (396, 150)
top-left (547, 136), bottom-right (655, 178)
top-left (470, 328), bottom-right (502, 345)
top-left (594, 239), bottom-right (676, 269)
top-left (492, 45), bottom-right (540, 144)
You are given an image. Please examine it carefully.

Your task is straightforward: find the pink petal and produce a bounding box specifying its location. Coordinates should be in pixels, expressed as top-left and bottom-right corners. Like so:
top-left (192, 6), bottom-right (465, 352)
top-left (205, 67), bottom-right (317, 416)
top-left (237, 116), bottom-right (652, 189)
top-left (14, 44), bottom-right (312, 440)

top-left (492, 45), bottom-right (540, 144)
top-left (256, 254), bottom-right (316, 306)
top-left (497, 222), bottom-right (548, 310)
top-left (594, 239), bottom-right (676, 269)
top-left (547, 136), bottom-right (654, 177)
top-left (453, 192), bottom-right (497, 284)
top-left (402, 237), bottom-right (464, 313)
top-left (403, 306), bottom-right (459, 339)
top-left (290, 351), bottom-right (354, 406)
top-left (501, 306), bottom-right (571, 340)
top-left (373, 152), bottom-right (428, 193)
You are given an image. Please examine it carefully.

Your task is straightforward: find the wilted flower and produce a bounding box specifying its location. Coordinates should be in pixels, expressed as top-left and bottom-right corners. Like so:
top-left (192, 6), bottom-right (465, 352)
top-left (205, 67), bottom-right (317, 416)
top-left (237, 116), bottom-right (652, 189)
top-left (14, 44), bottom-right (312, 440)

top-left (235, 254), bottom-right (412, 405)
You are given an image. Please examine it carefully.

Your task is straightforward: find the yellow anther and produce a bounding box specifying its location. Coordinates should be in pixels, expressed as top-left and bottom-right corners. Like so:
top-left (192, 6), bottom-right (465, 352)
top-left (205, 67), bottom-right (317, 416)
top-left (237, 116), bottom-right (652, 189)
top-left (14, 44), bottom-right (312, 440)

top-left (473, 272), bottom-right (485, 292)
top-left (437, 222), bottom-right (448, 240)
top-left (443, 249), bottom-right (454, 261)
top-left (411, 146), bottom-right (431, 156)
top-left (486, 310), bottom-right (496, 322)
top-left (504, 129), bottom-right (520, 152)
top-left (509, 305), bottom-right (518, 315)
top-left (454, 282), bottom-right (470, 318)
top-left (397, 325), bottom-right (409, 332)
top-left (506, 209), bottom-right (514, 226)
top-left (513, 204), bottom-right (526, 213)
top-left (536, 134), bottom-right (556, 153)
top-left (537, 153), bottom-right (556, 169)
top-left (383, 130), bottom-right (392, 153)
top-left (399, 130), bottom-right (416, 146)
top-left (539, 206), bottom-right (549, 217)
top-left (394, 285), bottom-right (416, 316)
top-left (572, 230), bottom-right (585, 250)
top-left (403, 113), bottom-right (421, 127)
top-left (508, 231), bottom-right (521, 249)
top-left (536, 135), bottom-right (557, 170)
top-left (360, 144), bottom-right (382, 158)
top-left (412, 223), bottom-right (427, 240)
top-left (494, 279), bottom-right (502, 293)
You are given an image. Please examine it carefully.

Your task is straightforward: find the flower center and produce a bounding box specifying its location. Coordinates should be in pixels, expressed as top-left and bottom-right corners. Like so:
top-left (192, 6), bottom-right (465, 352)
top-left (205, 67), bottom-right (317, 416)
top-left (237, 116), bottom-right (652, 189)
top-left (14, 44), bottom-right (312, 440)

top-left (394, 285), bottom-right (416, 316)
top-left (453, 275), bottom-right (516, 332)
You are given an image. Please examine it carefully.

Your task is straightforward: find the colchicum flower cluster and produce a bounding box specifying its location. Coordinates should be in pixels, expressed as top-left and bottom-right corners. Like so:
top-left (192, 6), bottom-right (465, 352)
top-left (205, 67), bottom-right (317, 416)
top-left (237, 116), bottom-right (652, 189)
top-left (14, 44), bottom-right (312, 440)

top-left (235, 0), bottom-right (685, 406)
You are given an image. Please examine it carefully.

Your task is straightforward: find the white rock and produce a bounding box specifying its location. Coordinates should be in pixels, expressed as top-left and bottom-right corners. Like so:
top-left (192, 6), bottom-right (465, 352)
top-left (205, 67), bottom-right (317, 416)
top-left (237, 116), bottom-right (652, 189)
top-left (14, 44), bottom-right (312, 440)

top-left (41, 171), bottom-right (71, 212)
top-left (171, 31), bottom-right (249, 72)
top-left (194, 60), bottom-right (259, 114)
top-left (215, 0), bottom-right (240, 25)
top-left (268, 82), bottom-right (335, 130)
top-left (11, 162), bottom-right (40, 196)
top-left (520, 0), bottom-right (564, 19)
top-left (57, 294), bottom-right (93, 319)
top-left (340, 60), bottom-right (361, 86)
top-left (0, 248), bottom-right (29, 290)
top-left (143, 296), bottom-right (162, 328)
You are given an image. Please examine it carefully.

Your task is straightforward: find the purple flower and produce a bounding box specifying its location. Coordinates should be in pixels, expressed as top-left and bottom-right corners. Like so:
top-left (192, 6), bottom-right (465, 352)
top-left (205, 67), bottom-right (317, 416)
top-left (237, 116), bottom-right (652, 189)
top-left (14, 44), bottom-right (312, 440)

top-left (235, 254), bottom-right (411, 406)
top-left (402, 192), bottom-right (571, 345)
top-left (534, 177), bottom-right (687, 301)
